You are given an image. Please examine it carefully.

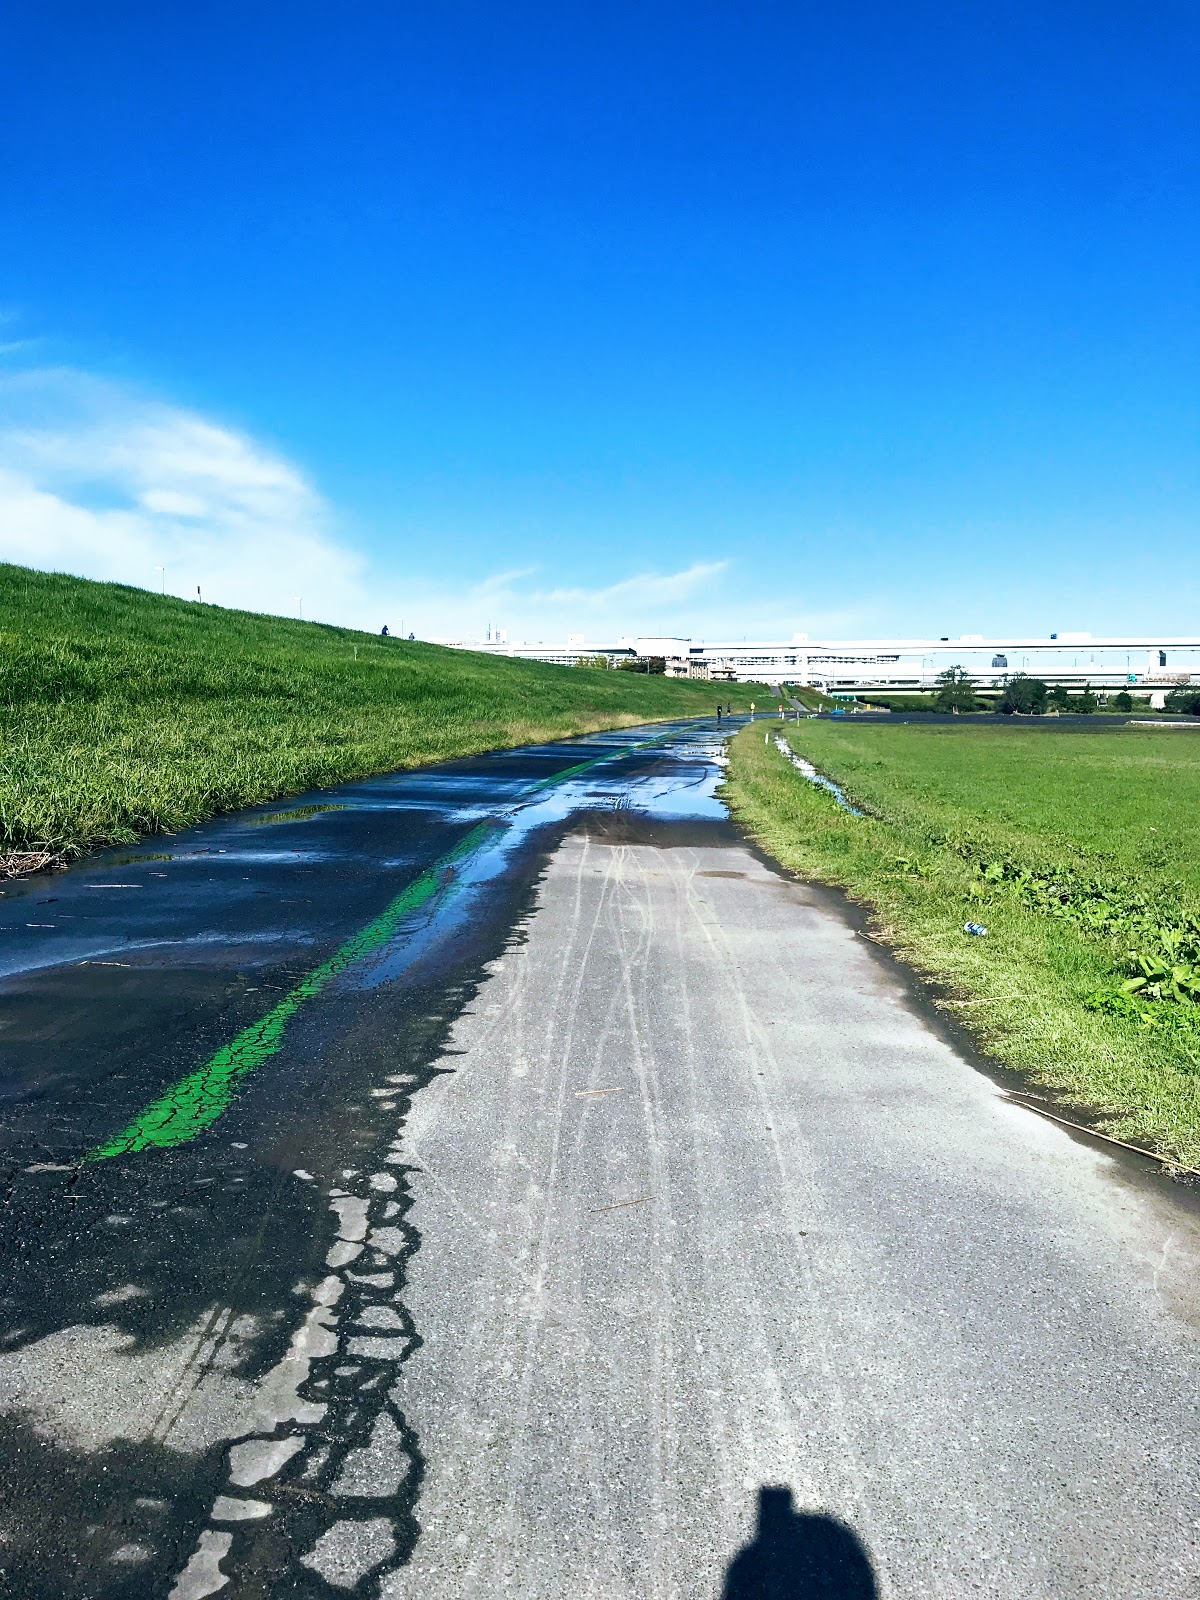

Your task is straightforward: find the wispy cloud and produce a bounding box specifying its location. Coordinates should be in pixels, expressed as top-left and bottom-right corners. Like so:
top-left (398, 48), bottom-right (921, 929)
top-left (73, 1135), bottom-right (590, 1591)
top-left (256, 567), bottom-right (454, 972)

top-left (0, 367), bottom-right (368, 621)
top-left (532, 561), bottom-right (728, 609)
top-left (0, 365), bottom-right (863, 644)
top-left (428, 560), bottom-right (738, 644)
top-left (0, 307), bottom-right (40, 360)
top-left (0, 367), bottom-right (741, 640)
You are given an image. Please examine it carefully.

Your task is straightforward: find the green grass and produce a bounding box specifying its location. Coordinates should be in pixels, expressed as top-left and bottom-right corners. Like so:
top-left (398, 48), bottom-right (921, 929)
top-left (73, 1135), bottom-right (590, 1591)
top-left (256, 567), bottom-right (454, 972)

top-left (0, 563), bottom-right (765, 859)
top-left (723, 719), bottom-right (1200, 1166)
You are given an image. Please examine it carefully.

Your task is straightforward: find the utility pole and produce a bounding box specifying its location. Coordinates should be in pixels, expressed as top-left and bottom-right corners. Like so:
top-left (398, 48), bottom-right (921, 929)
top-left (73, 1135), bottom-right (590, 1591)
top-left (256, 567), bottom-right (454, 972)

top-left (154, 566), bottom-right (166, 595)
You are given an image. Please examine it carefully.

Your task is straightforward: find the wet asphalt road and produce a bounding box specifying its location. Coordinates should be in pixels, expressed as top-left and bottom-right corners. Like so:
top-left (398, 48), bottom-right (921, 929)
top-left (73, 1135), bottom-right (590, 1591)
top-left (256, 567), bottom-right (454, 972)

top-left (2, 715), bottom-right (1200, 1598)
top-left (0, 719), bottom-right (737, 1598)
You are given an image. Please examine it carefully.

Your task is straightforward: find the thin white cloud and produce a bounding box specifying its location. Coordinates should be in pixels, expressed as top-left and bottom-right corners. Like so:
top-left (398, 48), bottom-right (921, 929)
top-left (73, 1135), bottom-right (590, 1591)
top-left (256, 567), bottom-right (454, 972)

top-left (532, 561), bottom-right (728, 609)
top-left (426, 560), bottom-right (740, 644)
top-left (0, 365), bottom-right (860, 644)
top-left (470, 566), bottom-right (539, 596)
top-left (0, 368), bottom-right (742, 640)
top-left (0, 368), bottom-right (367, 621)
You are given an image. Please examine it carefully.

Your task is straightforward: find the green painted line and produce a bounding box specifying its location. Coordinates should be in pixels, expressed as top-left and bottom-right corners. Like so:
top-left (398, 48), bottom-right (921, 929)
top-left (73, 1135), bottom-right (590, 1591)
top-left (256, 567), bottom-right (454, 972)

top-left (87, 820), bottom-right (500, 1158)
top-left (86, 725), bottom-right (687, 1159)
top-left (520, 726), bottom-right (676, 794)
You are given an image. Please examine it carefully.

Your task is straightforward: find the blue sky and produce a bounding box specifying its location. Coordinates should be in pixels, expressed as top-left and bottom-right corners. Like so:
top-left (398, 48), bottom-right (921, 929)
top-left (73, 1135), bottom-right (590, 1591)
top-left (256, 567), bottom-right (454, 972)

top-left (1, 2), bottom-right (1195, 640)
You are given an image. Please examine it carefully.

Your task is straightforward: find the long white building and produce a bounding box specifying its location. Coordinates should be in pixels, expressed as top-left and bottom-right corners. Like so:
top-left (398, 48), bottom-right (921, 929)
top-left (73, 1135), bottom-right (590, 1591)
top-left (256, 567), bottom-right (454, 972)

top-left (445, 631), bottom-right (1200, 690)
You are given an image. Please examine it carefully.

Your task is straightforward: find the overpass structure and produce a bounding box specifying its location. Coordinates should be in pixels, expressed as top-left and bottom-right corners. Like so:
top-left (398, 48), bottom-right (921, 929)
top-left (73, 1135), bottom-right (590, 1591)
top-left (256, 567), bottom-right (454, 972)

top-left (446, 632), bottom-right (1200, 691)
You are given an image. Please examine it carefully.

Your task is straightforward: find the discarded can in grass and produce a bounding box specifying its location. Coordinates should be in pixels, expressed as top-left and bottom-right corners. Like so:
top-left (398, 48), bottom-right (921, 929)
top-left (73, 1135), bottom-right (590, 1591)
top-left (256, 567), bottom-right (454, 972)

top-left (963, 922), bottom-right (988, 936)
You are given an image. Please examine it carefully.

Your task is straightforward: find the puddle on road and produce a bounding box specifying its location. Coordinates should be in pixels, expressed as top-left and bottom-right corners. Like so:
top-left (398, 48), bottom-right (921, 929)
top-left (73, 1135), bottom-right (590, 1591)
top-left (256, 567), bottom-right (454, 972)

top-left (247, 804), bottom-right (349, 827)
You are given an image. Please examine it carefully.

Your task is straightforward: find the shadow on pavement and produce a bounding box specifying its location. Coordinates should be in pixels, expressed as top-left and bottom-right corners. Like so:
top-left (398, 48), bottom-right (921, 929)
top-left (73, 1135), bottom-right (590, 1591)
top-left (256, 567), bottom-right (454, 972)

top-left (722, 1486), bottom-right (878, 1599)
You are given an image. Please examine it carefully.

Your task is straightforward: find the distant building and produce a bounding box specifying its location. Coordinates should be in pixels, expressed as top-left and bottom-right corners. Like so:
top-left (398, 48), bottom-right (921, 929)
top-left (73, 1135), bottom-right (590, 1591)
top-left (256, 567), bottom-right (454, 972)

top-left (442, 632), bottom-right (1200, 690)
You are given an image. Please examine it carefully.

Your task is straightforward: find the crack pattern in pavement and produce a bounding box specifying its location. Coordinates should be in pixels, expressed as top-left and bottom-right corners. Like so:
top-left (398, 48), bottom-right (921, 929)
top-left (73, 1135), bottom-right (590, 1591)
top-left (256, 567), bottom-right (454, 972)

top-left (169, 1073), bottom-right (433, 1599)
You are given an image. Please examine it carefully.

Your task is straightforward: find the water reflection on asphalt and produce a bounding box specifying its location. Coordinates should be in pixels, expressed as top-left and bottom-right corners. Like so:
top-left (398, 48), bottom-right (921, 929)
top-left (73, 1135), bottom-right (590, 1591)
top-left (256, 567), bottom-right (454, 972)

top-left (0, 716), bottom-right (743, 1600)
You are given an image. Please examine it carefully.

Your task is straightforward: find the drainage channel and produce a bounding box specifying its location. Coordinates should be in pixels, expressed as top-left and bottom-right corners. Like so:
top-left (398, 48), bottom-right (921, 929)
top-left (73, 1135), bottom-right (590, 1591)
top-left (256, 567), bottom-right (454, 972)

top-left (771, 733), bottom-right (864, 815)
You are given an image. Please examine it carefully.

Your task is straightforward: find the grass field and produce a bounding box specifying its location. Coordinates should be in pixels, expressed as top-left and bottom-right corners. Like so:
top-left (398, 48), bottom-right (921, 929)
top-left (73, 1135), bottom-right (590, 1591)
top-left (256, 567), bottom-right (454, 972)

top-left (0, 563), bottom-right (764, 861)
top-left (724, 718), bottom-right (1200, 1165)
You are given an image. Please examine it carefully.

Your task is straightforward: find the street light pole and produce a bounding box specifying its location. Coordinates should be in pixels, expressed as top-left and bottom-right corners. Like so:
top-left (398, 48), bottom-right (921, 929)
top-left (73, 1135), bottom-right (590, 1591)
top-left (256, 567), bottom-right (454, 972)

top-left (154, 566), bottom-right (166, 595)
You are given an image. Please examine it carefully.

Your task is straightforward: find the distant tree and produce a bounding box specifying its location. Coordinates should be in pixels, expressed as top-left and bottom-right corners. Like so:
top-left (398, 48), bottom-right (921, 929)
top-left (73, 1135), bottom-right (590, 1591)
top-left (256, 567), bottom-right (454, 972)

top-left (999, 674), bottom-right (1048, 715)
top-left (1113, 690), bottom-right (1134, 712)
top-left (575, 653), bottom-right (612, 670)
top-left (1047, 684), bottom-right (1070, 711)
top-left (615, 655), bottom-right (666, 674)
top-left (1072, 685), bottom-right (1098, 713)
top-left (933, 665), bottom-right (978, 714)
top-left (1164, 686), bottom-right (1200, 716)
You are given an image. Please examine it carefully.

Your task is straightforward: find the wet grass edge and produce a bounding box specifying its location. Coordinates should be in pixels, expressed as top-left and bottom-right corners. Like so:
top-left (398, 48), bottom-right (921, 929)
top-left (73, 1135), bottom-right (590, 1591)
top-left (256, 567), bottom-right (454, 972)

top-left (722, 721), bottom-right (1200, 1171)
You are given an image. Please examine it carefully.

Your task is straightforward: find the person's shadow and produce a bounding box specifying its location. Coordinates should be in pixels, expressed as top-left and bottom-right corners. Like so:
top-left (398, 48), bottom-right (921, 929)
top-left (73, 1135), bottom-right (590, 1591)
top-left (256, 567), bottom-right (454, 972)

top-left (721, 1486), bottom-right (877, 1599)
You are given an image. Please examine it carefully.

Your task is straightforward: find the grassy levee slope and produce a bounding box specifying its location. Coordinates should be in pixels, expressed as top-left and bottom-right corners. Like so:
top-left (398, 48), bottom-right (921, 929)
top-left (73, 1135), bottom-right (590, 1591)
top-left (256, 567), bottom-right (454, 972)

top-left (724, 719), bottom-right (1200, 1165)
top-left (0, 563), bottom-right (764, 859)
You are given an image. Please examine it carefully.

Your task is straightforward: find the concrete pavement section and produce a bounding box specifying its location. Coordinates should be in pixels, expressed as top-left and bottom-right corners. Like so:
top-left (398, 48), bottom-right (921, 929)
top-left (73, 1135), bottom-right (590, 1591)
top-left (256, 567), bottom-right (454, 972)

top-left (381, 822), bottom-right (1200, 1599)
